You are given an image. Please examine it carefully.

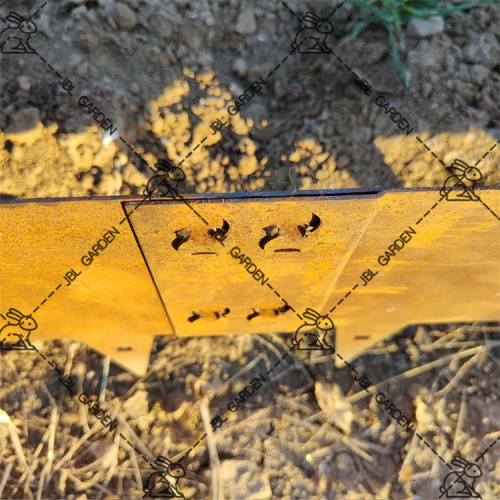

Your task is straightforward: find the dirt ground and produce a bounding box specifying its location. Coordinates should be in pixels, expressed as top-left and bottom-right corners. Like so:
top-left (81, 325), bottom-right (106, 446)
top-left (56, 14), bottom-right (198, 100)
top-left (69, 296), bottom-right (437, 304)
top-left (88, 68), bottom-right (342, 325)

top-left (0, 0), bottom-right (499, 498)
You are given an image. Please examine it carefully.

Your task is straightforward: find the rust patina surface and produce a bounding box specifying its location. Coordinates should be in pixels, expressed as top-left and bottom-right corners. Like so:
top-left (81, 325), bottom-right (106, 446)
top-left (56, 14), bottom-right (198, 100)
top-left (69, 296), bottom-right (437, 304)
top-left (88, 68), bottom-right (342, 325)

top-left (1, 188), bottom-right (499, 373)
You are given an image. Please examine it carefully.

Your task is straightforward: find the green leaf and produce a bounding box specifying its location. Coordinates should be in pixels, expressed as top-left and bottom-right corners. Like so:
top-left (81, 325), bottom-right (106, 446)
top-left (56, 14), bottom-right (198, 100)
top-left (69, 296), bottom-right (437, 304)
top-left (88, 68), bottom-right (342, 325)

top-left (345, 0), bottom-right (498, 86)
top-left (386, 23), bottom-right (409, 87)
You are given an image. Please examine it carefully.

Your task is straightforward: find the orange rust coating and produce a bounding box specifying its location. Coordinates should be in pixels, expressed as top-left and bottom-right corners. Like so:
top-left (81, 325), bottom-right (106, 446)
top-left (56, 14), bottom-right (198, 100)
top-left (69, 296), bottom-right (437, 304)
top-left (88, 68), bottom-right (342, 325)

top-left (127, 192), bottom-right (381, 338)
top-left (127, 188), bottom-right (500, 366)
top-left (1, 188), bottom-right (499, 374)
top-left (0, 197), bottom-right (173, 375)
top-left (328, 189), bottom-right (500, 363)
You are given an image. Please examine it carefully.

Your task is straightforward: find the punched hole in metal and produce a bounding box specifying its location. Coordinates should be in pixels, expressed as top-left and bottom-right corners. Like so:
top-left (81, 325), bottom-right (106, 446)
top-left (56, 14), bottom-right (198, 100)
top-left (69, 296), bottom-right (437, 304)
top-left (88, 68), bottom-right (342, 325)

top-left (274, 248), bottom-right (301, 253)
top-left (215, 307), bottom-right (230, 319)
top-left (354, 335), bottom-right (370, 340)
top-left (298, 213), bottom-right (321, 237)
top-left (274, 305), bottom-right (292, 315)
top-left (188, 311), bottom-right (203, 322)
top-left (247, 308), bottom-right (260, 320)
top-left (172, 229), bottom-right (191, 251)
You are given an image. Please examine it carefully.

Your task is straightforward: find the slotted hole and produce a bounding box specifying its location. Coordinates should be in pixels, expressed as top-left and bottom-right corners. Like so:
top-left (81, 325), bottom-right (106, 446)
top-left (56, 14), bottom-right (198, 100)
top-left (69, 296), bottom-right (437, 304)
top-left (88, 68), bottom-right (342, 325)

top-left (298, 213), bottom-right (322, 237)
top-left (247, 308), bottom-right (261, 321)
top-left (209, 219), bottom-right (230, 238)
top-left (259, 225), bottom-right (280, 250)
top-left (172, 229), bottom-right (191, 251)
top-left (274, 305), bottom-right (292, 315)
top-left (188, 311), bottom-right (203, 323)
top-left (354, 335), bottom-right (370, 340)
top-left (274, 248), bottom-right (301, 253)
top-left (215, 307), bottom-right (230, 319)
top-left (117, 346), bottom-right (133, 351)
top-left (192, 252), bottom-right (217, 255)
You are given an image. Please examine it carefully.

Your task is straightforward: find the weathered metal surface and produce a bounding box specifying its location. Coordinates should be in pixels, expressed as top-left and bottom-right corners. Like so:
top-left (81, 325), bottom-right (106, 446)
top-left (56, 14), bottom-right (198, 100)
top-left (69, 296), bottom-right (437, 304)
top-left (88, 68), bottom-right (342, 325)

top-left (1, 188), bottom-right (499, 374)
top-left (127, 188), bottom-right (500, 366)
top-left (322, 188), bottom-right (500, 363)
top-left (0, 197), bottom-right (172, 375)
top-left (126, 190), bottom-right (381, 338)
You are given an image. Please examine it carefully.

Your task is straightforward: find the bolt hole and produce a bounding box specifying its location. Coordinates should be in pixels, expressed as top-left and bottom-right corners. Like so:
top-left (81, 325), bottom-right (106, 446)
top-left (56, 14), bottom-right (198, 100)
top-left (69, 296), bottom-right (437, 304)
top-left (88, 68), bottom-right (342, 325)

top-left (274, 305), bottom-right (292, 315)
top-left (209, 219), bottom-right (230, 239)
top-left (188, 311), bottom-right (203, 322)
top-left (298, 213), bottom-right (321, 237)
top-left (259, 225), bottom-right (280, 250)
top-left (274, 248), bottom-right (301, 253)
top-left (215, 307), bottom-right (230, 319)
top-left (247, 308), bottom-right (261, 321)
top-left (5, 140), bottom-right (13, 154)
top-left (354, 335), bottom-right (370, 340)
top-left (172, 229), bottom-right (191, 251)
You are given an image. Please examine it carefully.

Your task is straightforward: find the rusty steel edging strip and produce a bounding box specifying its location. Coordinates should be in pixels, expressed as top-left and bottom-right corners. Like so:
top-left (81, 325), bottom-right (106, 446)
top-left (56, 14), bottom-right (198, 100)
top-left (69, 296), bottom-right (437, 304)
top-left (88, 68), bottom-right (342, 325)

top-left (1, 187), bottom-right (499, 374)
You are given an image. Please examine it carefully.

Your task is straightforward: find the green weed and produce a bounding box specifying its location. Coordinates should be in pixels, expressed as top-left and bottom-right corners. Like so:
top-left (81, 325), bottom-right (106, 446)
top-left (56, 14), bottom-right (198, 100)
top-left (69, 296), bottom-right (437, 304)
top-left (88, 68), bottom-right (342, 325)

top-left (344, 0), bottom-right (498, 87)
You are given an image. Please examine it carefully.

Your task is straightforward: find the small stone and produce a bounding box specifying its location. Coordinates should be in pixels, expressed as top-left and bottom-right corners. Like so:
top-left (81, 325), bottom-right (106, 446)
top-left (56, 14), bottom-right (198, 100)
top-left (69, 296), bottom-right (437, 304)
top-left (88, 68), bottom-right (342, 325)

top-left (469, 64), bottom-right (489, 86)
top-left (113, 3), bottom-right (137, 31)
top-left (462, 43), bottom-right (479, 63)
top-left (5, 107), bottom-right (41, 133)
top-left (71, 5), bottom-right (87, 19)
top-left (233, 58), bottom-right (248, 77)
top-left (123, 164), bottom-right (148, 187)
top-left (78, 34), bottom-right (98, 53)
top-left (407, 17), bottom-right (444, 37)
top-left (79, 172), bottom-right (95, 190)
top-left (238, 155), bottom-right (259, 176)
top-left (408, 41), bottom-right (441, 69)
top-left (205, 16), bottom-right (216, 27)
top-left (17, 76), bottom-right (31, 91)
top-left (315, 168), bottom-right (330, 180)
top-left (94, 173), bottom-right (116, 195)
top-left (235, 9), bottom-right (257, 36)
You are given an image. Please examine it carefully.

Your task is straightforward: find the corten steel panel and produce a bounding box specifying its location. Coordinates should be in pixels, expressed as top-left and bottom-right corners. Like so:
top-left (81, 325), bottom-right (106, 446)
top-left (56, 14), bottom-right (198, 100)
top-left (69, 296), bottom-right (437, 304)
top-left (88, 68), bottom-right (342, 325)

top-left (127, 188), bottom-right (500, 365)
top-left (126, 190), bottom-right (382, 340)
top-left (1, 188), bottom-right (499, 374)
top-left (326, 189), bottom-right (500, 363)
top-left (0, 197), bottom-right (173, 376)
